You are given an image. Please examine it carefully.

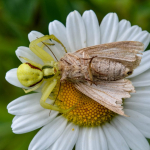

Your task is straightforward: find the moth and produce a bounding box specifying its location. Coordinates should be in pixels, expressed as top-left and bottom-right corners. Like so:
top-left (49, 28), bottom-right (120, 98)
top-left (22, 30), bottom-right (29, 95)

top-left (17, 35), bottom-right (144, 116)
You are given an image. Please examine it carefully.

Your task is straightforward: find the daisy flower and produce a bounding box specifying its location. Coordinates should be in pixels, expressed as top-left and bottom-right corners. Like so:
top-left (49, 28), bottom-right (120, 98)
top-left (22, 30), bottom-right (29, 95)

top-left (6, 10), bottom-right (150, 150)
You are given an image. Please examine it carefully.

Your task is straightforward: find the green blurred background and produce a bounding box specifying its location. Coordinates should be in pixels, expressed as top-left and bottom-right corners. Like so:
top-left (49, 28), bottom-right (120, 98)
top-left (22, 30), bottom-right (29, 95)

top-left (1, 0), bottom-right (150, 149)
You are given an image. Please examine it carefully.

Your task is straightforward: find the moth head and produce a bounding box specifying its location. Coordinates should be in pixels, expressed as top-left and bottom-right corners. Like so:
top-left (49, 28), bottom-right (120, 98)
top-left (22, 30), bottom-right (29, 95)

top-left (42, 65), bottom-right (57, 79)
top-left (125, 68), bottom-right (133, 76)
top-left (17, 63), bottom-right (43, 87)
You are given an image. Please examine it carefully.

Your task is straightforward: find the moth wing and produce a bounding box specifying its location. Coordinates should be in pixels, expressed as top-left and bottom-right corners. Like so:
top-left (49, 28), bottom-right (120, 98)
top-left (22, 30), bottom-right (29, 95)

top-left (74, 79), bottom-right (135, 116)
top-left (74, 41), bottom-right (144, 70)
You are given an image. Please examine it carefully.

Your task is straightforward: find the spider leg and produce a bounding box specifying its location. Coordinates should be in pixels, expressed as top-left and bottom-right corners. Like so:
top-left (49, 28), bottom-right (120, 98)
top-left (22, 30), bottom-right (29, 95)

top-left (19, 56), bottom-right (42, 69)
top-left (29, 37), bottom-right (54, 63)
top-left (23, 80), bottom-right (44, 93)
top-left (29, 35), bottom-right (67, 63)
top-left (40, 78), bottom-right (78, 114)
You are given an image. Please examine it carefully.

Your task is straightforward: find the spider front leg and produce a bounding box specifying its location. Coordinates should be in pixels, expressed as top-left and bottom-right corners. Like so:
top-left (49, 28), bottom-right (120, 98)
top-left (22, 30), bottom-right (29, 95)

top-left (19, 56), bottom-right (42, 69)
top-left (40, 78), bottom-right (76, 113)
top-left (29, 35), bottom-right (67, 63)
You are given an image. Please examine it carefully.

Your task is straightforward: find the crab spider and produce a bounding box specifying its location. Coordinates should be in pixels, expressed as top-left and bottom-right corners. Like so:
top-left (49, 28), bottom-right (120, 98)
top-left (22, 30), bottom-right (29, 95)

top-left (17, 35), bottom-right (73, 114)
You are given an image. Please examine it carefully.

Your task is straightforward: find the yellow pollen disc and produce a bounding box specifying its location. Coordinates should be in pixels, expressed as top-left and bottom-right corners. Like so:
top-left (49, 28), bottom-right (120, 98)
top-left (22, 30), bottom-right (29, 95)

top-left (54, 81), bottom-right (116, 127)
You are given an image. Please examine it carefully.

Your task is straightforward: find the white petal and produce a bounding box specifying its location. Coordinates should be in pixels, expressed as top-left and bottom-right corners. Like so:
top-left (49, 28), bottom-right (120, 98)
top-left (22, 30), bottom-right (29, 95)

top-left (48, 21), bottom-right (69, 60)
top-left (12, 116), bottom-right (19, 123)
top-left (5, 68), bottom-right (26, 88)
top-left (123, 26), bottom-right (142, 41)
top-left (134, 86), bottom-right (150, 93)
top-left (125, 91), bottom-right (150, 103)
top-left (66, 10), bottom-right (86, 52)
top-left (28, 30), bottom-right (44, 42)
top-left (83, 127), bottom-right (100, 150)
top-left (124, 109), bottom-right (150, 138)
top-left (128, 50), bottom-right (150, 78)
top-left (124, 102), bottom-right (150, 112)
top-left (28, 31), bottom-right (58, 61)
top-left (75, 127), bottom-right (87, 150)
top-left (29, 116), bottom-right (67, 150)
top-left (49, 20), bottom-right (71, 52)
top-left (76, 127), bottom-right (108, 150)
top-left (82, 10), bottom-right (100, 47)
top-left (130, 68), bottom-right (150, 87)
top-left (111, 116), bottom-right (149, 150)
top-left (124, 100), bottom-right (150, 118)
top-left (117, 20), bottom-right (150, 50)
top-left (85, 127), bottom-right (101, 150)
top-left (12, 109), bottom-right (58, 134)
top-left (136, 110), bottom-right (150, 118)
top-left (140, 51), bottom-right (150, 65)
top-left (15, 46), bottom-right (43, 65)
top-left (126, 86), bottom-right (150, 117)
top-left (102, 123), bottom-right (129, 150)
top-left (128, 31), bottom-right (150, 50)
top-left (117, 25), bottom-right (141, 41)
top-left (46, 39), bottom-right (66, 60)
top-left (100, 13), bottom-right (119, 44)
top-left (49, 123), bottom-right (79, 150)
top-left (7, 93), bottom-right (54, 115)
top-left (98, 127), bottom-right (108, 150)
top-left (116, 19), bottom-right (131, 40)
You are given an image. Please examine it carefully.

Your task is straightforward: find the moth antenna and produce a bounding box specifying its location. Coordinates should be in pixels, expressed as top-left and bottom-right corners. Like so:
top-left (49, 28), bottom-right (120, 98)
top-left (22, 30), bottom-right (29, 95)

top-left (41, 40), bottom-right (58, 61)
top-left (84, 78), bottom-right (97, 86)
top-left (88, 56), bottom-right (97, 84)
top-left (36, 37), bottom-right (58, 61)
top-left (61, 58), bottom-right (72, 65)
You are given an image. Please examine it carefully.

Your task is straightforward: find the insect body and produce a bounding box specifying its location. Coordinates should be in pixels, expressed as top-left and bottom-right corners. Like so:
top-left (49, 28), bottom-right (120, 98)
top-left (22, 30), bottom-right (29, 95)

top-left (59, 41), bottom-right (142, 82)
top-left (17, 35), bottom-right (144, 116)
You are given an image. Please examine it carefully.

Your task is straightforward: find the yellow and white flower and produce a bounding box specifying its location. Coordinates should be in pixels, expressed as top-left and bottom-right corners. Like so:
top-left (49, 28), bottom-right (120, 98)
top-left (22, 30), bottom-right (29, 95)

top-left (6, 10), bottom-right (150, 150)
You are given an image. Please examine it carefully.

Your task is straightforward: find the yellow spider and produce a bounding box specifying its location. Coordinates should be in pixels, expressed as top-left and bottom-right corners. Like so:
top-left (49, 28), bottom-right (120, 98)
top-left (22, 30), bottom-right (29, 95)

top-left (17, 35), bottom-right (73, 113)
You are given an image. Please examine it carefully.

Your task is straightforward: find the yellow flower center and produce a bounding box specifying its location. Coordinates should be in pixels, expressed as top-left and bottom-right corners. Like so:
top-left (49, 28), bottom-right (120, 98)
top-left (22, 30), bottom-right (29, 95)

top-left (54, 81), bottom-right (116, 127)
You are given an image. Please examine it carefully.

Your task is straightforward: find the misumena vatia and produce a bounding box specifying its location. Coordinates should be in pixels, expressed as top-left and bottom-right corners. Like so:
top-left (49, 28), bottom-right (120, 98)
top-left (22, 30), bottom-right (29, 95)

top-left (17, 35), bottom-right (73, 113)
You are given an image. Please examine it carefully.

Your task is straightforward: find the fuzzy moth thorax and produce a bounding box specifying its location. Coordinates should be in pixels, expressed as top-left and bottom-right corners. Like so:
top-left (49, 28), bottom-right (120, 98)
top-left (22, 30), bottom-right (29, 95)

top-left (58, 60), bottom-right (84, 82)
top-left (17, 63), bottom-right (43, 87)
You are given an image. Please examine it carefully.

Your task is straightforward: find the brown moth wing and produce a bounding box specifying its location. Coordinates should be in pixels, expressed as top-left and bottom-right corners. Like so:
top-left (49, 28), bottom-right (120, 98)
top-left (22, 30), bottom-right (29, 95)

top-left (74, 41), bottom-right (144, 70)
top-left (74, 79), bottom-right (135, 116)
